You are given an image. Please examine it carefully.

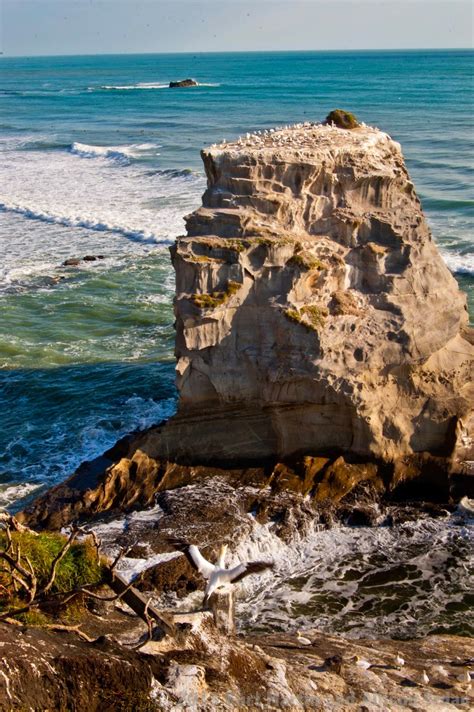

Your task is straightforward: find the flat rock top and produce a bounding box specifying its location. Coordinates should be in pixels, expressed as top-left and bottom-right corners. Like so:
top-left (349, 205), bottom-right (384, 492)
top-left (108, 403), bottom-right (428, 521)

top-left (205, 122), bottom-right (400, 163)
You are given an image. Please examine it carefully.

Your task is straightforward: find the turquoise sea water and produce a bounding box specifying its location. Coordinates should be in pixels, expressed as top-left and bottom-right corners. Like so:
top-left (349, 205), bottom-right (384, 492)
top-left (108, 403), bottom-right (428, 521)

top-left (0, 50), bottom-right (473, 509)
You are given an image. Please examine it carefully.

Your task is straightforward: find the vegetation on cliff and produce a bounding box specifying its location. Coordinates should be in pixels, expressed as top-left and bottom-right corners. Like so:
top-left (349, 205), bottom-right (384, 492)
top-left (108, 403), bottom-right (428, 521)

top-left (325, 109), bottom-right (359, 129)
top-left (0, 519), bottom-right (105, 625)
top-left (190, 280), bottom-right (240, 309)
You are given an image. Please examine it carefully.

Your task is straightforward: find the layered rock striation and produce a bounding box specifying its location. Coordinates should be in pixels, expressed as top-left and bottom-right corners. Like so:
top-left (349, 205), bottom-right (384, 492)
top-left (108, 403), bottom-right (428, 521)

top-left (162, 122), bottom-right (473, 465)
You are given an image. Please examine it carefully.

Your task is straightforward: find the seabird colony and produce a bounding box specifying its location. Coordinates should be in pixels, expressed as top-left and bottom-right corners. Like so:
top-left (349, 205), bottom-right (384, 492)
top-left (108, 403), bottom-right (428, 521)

top-left (209, 120), bottom-right (369, 151)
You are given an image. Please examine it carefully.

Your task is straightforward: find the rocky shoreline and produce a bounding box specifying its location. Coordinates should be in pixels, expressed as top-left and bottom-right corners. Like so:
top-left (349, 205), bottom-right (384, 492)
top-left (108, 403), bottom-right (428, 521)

top-left (3, 115), bottom-right (473, 709)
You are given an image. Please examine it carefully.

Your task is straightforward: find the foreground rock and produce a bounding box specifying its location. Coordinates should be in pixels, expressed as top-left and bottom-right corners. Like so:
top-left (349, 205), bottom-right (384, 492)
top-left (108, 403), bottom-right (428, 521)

top-left (1, 612), bottom-right (472, 711)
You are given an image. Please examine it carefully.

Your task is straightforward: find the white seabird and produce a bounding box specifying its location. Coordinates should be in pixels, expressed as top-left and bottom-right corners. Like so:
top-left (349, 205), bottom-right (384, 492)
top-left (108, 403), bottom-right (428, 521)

top-left (351, 655), bottom-right (372, 670)
top-left (169, 539), bottom-right (274, 606)
top-left (395, 652), bottom-right (405, 668)
top-left (420, 670), bottom-right (430, 685)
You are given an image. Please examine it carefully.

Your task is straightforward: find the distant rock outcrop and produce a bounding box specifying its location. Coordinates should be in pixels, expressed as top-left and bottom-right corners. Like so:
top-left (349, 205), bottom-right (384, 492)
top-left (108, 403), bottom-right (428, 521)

top-left (169, 78), bottom-right (197, 88)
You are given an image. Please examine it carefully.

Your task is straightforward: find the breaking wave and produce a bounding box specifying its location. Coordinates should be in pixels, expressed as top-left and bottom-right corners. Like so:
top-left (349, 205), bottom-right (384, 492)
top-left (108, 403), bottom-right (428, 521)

top-left (0, 201), bottom-right (168, 245)
top-left (70, 141), bottom-right (160, 162)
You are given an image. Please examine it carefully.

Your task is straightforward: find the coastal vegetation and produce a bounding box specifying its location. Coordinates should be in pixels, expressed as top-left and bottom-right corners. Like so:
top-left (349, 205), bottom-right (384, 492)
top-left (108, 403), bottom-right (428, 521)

top-left (289, 250), bottom-right (327, 271)
top-left (284, 304), bottom-right (328, 330)
top-left (190, 280), bottom-right (240, 309)
top-left (325, 109), bottom-right (359, 129)
top-left (0, 519), bottom-right (105, 625)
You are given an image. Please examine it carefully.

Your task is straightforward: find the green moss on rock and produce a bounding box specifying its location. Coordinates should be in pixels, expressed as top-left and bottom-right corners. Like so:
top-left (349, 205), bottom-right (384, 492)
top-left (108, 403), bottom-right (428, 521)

top-left (325, 109), bottom-right (359, 130)
top-left (284, 304), bottom-right (328, 331)
top-left (289, 250), bottom-right (327, 271)
top-left (190, 280), bottom-right (241, 309)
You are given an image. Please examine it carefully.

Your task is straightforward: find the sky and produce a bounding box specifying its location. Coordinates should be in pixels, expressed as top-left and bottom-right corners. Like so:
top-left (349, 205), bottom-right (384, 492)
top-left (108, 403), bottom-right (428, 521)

top-left (1, 0), bottom-right (472, 57)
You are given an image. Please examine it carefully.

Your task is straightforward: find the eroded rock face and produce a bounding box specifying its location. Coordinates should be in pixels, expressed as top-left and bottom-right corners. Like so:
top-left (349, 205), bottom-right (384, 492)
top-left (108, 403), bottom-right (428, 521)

top-left (157, 122), bottom-right (473, 466)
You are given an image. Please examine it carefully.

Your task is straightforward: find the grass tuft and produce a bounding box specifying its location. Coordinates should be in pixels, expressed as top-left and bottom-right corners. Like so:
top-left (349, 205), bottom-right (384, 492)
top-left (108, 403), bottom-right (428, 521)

top-left (284, 305), bottom-right (328, 331)
top-left (324, 109), bottom-right (359, 129)
top-left (289, 251), bottom-right (327, 271)
top-left (190, 280), bottom-right (241, 309)
top-left (0, 531), bottom-right (105, 613)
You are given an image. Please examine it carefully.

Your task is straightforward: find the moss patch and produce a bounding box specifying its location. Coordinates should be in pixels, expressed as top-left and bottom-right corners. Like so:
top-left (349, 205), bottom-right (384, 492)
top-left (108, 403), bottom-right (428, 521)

top-left (289, 250), bottom-right (327, 271)
top-left (284, 304), bottom-right (328, 331)
top-left (325, 109), bottom-right (359, 130)
top-left (190, 280), bottom-right (241, 309)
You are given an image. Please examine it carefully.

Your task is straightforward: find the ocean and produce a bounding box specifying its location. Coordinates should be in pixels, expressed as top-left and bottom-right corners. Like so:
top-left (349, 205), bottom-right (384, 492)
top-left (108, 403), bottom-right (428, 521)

top-left (0, 50), bottom-right (473, 638)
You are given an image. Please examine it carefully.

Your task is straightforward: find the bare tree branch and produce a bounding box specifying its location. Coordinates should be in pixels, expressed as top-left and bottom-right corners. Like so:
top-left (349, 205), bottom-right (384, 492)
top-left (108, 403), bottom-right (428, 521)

top-left (40, 527), bottom-right (79, 596)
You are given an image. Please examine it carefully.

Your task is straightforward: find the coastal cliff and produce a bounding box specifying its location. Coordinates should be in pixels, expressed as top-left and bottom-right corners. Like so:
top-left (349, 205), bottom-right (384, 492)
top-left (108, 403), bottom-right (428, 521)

top-left (20, 120), bottom-right (473, 528)
top-left (165, 121), bottom-right (472, 464)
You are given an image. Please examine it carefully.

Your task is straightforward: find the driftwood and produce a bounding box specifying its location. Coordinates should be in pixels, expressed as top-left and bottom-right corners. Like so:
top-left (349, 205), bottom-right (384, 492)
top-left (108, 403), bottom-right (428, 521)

top-left (105, 569), bottom-right (175, 637)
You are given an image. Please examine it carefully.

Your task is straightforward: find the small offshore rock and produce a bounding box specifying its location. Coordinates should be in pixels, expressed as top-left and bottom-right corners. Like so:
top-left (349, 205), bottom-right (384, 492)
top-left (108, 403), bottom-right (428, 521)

top-left (83, 255), bottom-right (97, 261)
top-left (63, 258), bottom-right (80, 266)
top-left (169, 78), bottom-right (197, 88)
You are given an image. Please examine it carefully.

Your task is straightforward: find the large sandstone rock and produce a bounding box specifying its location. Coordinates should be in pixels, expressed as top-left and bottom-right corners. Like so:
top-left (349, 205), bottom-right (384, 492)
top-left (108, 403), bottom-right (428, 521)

top-left (157, 121), bottom-right (473, 466)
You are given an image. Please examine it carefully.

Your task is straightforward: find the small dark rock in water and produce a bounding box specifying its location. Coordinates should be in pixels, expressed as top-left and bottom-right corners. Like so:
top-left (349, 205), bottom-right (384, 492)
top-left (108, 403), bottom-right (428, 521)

top-left (97, 255), bottom-right (105, 259)
top-left (324, 109), bottom-right (359, 129)
top-left (63, 258), bottom-right (80, 266)
top-left (83, 255), bottom-right (97, 262)
top-left (169, 78), bottom-right (198, 88)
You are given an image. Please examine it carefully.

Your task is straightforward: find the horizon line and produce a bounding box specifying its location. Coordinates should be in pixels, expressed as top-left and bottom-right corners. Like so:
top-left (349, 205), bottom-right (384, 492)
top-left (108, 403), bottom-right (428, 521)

top-left (1, 47), bottom-right (473, 60)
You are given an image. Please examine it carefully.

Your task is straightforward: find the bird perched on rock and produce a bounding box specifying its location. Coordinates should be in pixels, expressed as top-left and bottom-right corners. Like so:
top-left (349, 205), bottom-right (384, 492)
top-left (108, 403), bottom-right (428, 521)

top-left (168, 539), bottom-right (274, 606)
top-left (351, 655), bottom-right (372, 670)
top-left (458, 670), bottom-right (472, 684)
top-left (395, 652), bottom-right (405, 668)
top-left (432, 665), bottom-right (449, 679)
top-left (420, 670), bottom-right (430, 685)
top-left (296, 631), bottom-right (312, 646)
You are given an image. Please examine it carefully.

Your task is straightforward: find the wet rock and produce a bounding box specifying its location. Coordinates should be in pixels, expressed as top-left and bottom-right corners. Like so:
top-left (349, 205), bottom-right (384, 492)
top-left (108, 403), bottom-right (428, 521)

top-left (63, 258), bottom-right (80, 266)
top-left (312, 457), bottom-right (382, 504)
top-left (83, 255), bottom-right (98, 261)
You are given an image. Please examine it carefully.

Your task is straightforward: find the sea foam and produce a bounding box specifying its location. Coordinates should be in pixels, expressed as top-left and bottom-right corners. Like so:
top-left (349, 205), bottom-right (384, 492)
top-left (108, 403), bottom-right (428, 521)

top-left (70, 141), bottom-right (160, 162)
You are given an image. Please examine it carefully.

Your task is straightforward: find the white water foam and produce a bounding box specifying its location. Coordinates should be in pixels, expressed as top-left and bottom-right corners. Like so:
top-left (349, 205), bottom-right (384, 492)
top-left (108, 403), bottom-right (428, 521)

top-left (231, 510), bottom-right (474, 638)
top-left (0, 482), bottom-right (42, 510)
top-left (0, 145), bottom-right (204, 290)
top-left (98, 82), bottom-right (220, 91)
top-left (70, 142), bottom-right (160, 162)
top-left (100, 82), bottom-right (169, 90)
top-left (440, 249), bottom-right (474, 276)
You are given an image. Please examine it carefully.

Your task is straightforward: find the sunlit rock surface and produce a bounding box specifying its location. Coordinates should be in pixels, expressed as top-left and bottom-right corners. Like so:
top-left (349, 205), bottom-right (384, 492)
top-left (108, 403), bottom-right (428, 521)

top-left (160, 122), bottom-right (473, 465)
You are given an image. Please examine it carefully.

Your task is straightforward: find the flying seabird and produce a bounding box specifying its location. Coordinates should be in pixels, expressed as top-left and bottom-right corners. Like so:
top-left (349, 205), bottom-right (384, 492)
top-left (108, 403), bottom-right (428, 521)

top-left (169, 539), bottom-right (274, 606)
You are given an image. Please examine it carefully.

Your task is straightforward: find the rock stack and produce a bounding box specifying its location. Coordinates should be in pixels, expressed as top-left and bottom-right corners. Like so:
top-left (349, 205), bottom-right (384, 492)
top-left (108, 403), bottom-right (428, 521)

top-left (164, 121), bottom-right (473, 465)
